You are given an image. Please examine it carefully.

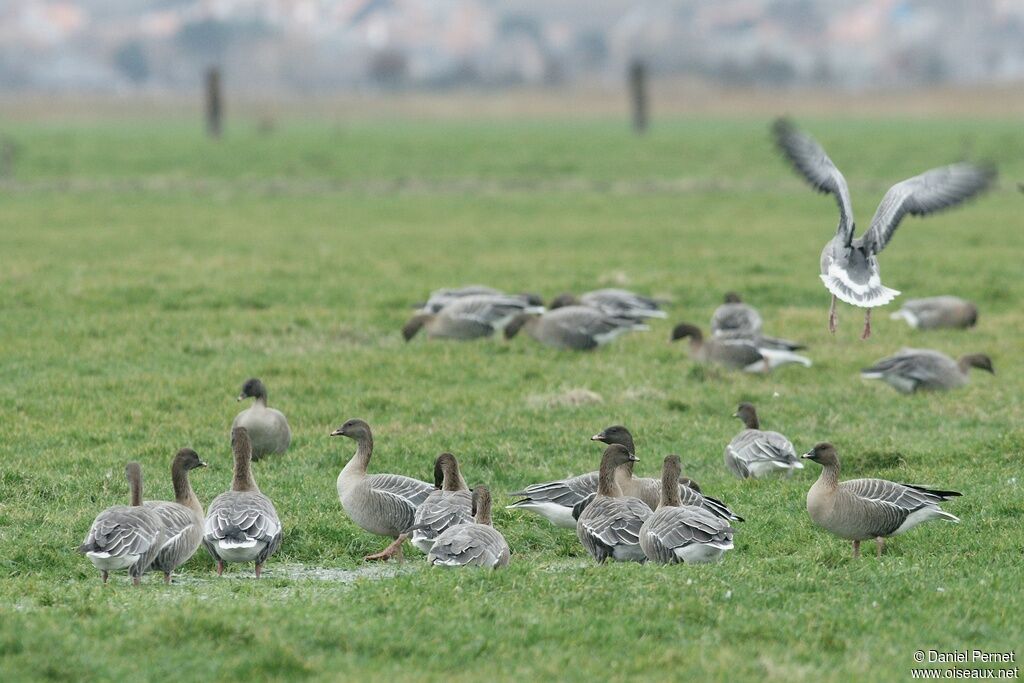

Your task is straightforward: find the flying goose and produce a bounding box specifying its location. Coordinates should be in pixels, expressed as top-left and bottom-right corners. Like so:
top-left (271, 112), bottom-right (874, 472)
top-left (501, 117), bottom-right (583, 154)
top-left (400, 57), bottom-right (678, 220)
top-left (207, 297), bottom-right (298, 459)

top-left (505, 305), bottom-right (649, 350)
top-left (427, 486), bottom-right (511, 569)
top-left (803, 443), bottom-right (961, 557)
top-left (410, 453), bottom-right (473, 554)
top-left (890, 296), bottom-right (978, 330)
top-left (576, 444), bottom-right (652, 563)
top-left (79, 462), bottom-right (164, 585)
top-left (549, 289), bottom-right (667, 319)
top-left (725, 403), bottom-right (803, 479)
top-left (231, 378), bottom-right (291, 461)
top-left (331, 418), bottom-right (434, 561)
top-left (671, 322), bottom-right (811, 372)
top-left (417, 286), bottom-right (542, 314)
top-left (710, 293), bottom-right (806, 351)
top-left (145, 448), bottom-right (207, 583)
top-left (639, 456), bottom-right (735, 564)
top-left (403, 294), bottom-right (544, 341)
top-left (203, 427), bottom-right (282, 578)
top-left (773, 118), bottom-right (995, 339)
top-left (861, 348), bottom-right (993, 393)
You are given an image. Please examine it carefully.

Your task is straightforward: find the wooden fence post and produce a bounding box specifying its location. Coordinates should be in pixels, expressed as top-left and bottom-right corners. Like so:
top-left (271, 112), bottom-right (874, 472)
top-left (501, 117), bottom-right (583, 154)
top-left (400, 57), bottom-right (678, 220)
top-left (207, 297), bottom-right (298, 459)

top-left (629, 60), bottom-right (648, 134)
top-left (205, 67), bottom-right (222, 139)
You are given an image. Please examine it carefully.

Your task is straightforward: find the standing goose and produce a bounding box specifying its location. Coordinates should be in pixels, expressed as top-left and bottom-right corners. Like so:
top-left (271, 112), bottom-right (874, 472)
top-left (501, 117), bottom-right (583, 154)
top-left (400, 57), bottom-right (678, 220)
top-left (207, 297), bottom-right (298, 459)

top-left (890, 296), bottom-right (978, 330)
top-left (428, 486), bottom-right (511, 569)
top-left (203, 427), bottom-right (282, 578)
top-left (231, 378), bottom-right (291, 461)
top-left (145, 448), bottom-right (207, 583)
top-left (505, 306), bottom-right (649, 350)
top-left (640, 456), bottom-right (735, 564)
top-left (671, 322), bottom-right (811, 372)
top-left (861, 348), bottom-right (993, 393)
top-left (403, 294), bottom-right (544, 341)
top-left (331, 418), bottom-right (434, 561)
top-left (549, 289), bottom-right (667, 319)
top-left (410, 453), bottom-right (473, 554)
top-left (79, 462), bottom-right (164, 585)
top-left (772, 118), bottom-right (995, 339)
top-left (576, 444), bottom-right (652, 563)
top-left (803, 443), bottom-right (961, 557)
top-left (725, 403), bottom-right (803, 479)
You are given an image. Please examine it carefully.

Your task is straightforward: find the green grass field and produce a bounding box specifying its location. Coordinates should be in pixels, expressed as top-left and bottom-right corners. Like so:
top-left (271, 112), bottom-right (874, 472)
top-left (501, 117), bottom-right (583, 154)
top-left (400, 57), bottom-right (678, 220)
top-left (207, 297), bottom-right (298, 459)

top-left (1, 115), bottom-right (1022, 681)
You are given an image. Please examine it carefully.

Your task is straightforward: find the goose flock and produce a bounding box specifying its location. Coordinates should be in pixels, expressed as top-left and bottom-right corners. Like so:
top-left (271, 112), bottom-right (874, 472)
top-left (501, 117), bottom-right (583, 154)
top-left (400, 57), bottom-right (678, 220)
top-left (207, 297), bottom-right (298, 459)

top-left (79, 119), bottom-right (994, 582)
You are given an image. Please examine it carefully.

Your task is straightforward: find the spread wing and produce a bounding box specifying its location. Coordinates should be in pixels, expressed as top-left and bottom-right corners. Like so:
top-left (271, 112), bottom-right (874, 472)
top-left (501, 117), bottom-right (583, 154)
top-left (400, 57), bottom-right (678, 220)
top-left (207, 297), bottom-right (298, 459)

top-left (862, 162), bottom-right (995, 255)
top-left (773, 118), bottom-right (854, 246)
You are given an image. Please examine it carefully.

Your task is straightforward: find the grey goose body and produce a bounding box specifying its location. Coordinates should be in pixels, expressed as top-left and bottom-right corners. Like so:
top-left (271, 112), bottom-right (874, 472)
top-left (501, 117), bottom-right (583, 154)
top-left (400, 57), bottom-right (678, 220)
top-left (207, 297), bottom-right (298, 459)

top-left (773, 118), bottom-right (994, 338)
top-left (506, 305), bottom-right (649, 350)
top-left (550, 288), bottom-right (667, 320)
top-left (890, 296), bottom-right (978, 330)
top-left (710, 292), bottom-right (763, 337)
top-left (671, 323), bottom-right (811, 372)
top-left (79, 462), bottom-right (164, 585)
top-left (861, 348), bottom-right (993, 393)
top-left (231, 378), bottom-right (291, 460)
top-left (410, 453), bottom-right (473, 554)
top-left (404, 294), bottom-right (544, 341)
top-left (803, 443), bottom-right (961, 557)
top-left (725, 403), bottom-right (803, 479)
top-left (145, 448), bottom-right (207, 583)
top-left (576, 445), bottom-right (652, 563)
top-left (428, 487), bottom-right (510, 569)
top-left (203, 428), bottom-right (282, 578)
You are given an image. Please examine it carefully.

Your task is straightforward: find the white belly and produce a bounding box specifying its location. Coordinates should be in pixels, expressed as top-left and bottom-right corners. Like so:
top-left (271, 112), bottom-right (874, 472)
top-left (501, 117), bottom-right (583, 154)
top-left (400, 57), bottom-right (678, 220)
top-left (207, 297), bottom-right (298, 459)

top-left (507, 501), bottom-right (576, 529)
top-left (611, 543), bottom-right (646, 563)
top-left (214, 540), bottom-right (266, 563)
top-left (87, 552), bottom-right (138, 571)
top-left (674, 543), bottom-right (730, 564)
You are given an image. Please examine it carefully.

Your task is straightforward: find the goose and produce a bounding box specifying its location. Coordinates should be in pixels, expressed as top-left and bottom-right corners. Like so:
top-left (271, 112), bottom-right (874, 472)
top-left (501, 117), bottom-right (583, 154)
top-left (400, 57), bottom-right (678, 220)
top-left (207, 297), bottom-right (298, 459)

top-left (403, 294), bottom-right (544, 341)
top-left (890, 296), bottom-right (978, 330)
top-left (803, 443), bottom-right (961, 557)
top-left (549, 289), bottom-right (667, 319)
top-left (639, 456), bottom-right (735, 564)
top-left (427, 486), bottom-right (510, 569)
top-left (711, 293), bottom-right (807, 351)
top-left (331, 418), bottom-right (434, 561)
top-left (410, 453), bottom-right (472, 554)
top-left (145, 448), bottom-right (206, 583)
top-left (231, 378), bottom-right (291, 461)
top-left (203, 427), bottom-right (282, 578)
top-left (861, 348), bottom-right (993, 393)
top-left (725, 403), bottom-right (803, 479)
top-left (417, 286), bottom-right (542, 314)
top-left (505, 306), bottom-right (649, 350)
top-left (576, 444), bottom-right (652, 563)
top-left (671, 322), bottom-right (811, 372)
top-left (79, 462), bottom-right (164, 585)
top-left (773, 118), bottom-right (995, 339)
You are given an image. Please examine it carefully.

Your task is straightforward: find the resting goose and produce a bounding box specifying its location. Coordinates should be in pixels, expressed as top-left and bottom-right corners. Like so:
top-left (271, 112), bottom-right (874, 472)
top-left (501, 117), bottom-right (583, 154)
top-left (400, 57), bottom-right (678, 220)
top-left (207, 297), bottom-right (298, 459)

top-left (417, 286), bottom-right (542, 314)
top-left (861, 348), bottom-right (993, 393)
top-left (773, 118), bottom-right (995, 339)
top-left (331, 418), bottom-right (433, 561)
top-left (428, 486), bottom-right (510, 569)
top-left (671, 322), bottom-right (811, 372)
top-left (640, 456), bottom-right (735, 564)
top-left (549, 289), bottom-right (667, 319)
top-left (804, 443), bottom-right (961, 557)
top-left (203, 427), bottom-right (282, 578)
top-left (403, 294), bottom-right (544, 341)
top-left (505, 305), bottom-right (649, 350)
top-left (410, 453), bottom-right (473, 554)
top-left (576, 444), bottom-right (652, 563)
top-left (890, 296), bottom-right (978, 330)
top-left (231, 378), bottom-right (291, 461)
top-left (145, 448), bottom-right (206, 583)
top-left (79, 462), bottom-right (164, 585)
top-left (711, 292), bottom-right (763, 337)
top-left (725, 403), bottom-right (803, 479)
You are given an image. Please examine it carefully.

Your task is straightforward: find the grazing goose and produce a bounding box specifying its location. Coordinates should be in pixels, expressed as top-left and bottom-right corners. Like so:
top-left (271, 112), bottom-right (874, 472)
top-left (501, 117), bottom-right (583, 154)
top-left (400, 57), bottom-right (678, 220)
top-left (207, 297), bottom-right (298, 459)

top-left (231, 378), bottom-right (291, 461)
top-left (79, 462), bottom-right (164, 585)
top-left (331, 418), bottom-right (433, 561)
top-left (203, 428), bottom-right (282, 578)
top-left (773, 118), bottom-right (995, 339)
top-left (576, 444), bottom-right (652, 563)
top-left (861, 348), bottom-right (993, 393)
top-left (417, 286), bottom-right (543, 314)
top-left (410, 453), bottom-right (473, 554)
top-left (403, 294), bottom-right (544, 341)
top-left (505, 306), bottom-right (649, 350)
top-left (711, 292), bottom-right (763, 337)
top-left (145, 448), bottom-right (207, 583)
top-left (550, 289), bottom-right (667, 319)
top-left (803, 443), bottom-right (961, 557)
top-left (671, 322), bottom-right (811, 372)
top-left (725, 403), bottom-right (803, 479)
top-left (640, 456), bottom-right (735, 564)
top-left (428, 486), bottom-right (511, 569)
top-left (890, 296), bottom-right (978, 330)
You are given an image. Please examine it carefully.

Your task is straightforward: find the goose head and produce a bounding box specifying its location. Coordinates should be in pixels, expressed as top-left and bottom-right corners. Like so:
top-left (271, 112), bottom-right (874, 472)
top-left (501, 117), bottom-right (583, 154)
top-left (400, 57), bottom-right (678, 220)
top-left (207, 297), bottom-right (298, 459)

top-left (330, 418), bottom-right (372, 442)
top-left (960, 353), bottom-right (994, 374)
top-left (173, 448), bottom-right (207, 471)
top-left (402, 314), bottom-right (433, 341)
top-left (591, 425), bottom-right (636, 455)
top-left (549, 293), bottom-right (579, 310)
top-left (723, 292), bottom-right (743, 303)
top-left (670, 322), bottom-right (703, 343)
top-left (733, 402), bottom-right (760, 429)
top-left (432, 452), bottom-right (460, 490)
top-left (237, 378), bottom-right (267, 402)
top-left (802, 442), bottom-right (839, 467)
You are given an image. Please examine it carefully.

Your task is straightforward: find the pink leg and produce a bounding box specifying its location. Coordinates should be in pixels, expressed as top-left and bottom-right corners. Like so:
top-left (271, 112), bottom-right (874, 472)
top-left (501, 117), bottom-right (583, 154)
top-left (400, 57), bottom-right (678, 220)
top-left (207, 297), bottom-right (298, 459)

top-left (852, 540), bottom-right (861, 558)
top-left (216, 560), bottom-right (224, 577)
top-left (364, 534), bottom-right (407, 563)
top-left (101, 571), bottom-right (109, 584)
top-left (255, 563), bottom-right (263, 579)
top-left (876, 537), bottom-right (885, 557)
top-left (861, 308), bottom-right (872, 340)
top-left (164, 573), bottom-right (172, 585)
top-left (828, 295), bottom-right (838, 334)
top-left (132, 575), bottom-right (140, 587)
